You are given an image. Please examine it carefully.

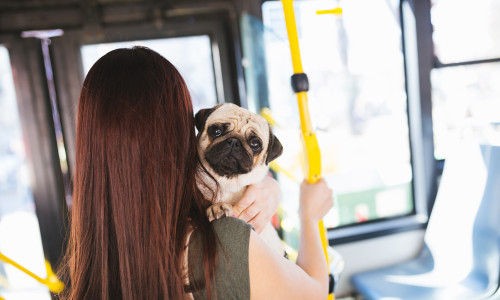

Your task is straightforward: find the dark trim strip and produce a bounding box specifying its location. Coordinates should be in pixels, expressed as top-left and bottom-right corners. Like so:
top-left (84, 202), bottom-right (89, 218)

top-left (434, 57), bottom-right (500, 68)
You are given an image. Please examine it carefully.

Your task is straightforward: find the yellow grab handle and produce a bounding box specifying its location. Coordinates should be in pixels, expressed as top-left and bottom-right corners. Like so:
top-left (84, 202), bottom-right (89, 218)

top-left (44, 259), bottom-right (65, 293)
top-left (316, 8), bottom-right (343, 15)
top-left (280, 1), bottom-right (333, 299)
top-left (0, 252), bottom-right (64, 293)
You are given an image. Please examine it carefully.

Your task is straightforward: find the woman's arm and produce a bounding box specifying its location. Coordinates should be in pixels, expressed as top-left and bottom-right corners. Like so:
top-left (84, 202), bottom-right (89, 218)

top-left (248, 179), bottom-right (333, 300)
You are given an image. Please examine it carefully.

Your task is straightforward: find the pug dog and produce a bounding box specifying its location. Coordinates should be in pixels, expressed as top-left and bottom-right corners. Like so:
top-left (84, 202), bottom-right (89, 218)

top-left (195, 103), bottom-right (285, 255)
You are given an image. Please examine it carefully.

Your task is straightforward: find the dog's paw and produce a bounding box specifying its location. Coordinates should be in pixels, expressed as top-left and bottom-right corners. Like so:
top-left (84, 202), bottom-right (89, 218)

top-left (207, 203), bottom-right (233, 222)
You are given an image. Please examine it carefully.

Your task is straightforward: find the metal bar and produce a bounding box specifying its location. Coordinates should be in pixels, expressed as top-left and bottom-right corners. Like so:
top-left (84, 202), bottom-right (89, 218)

top-left (22, 30), bottom-right (73, 207)
top-left (434, 57), bottom-right (500, 68)
top-left (39, 37), bottom-right (73, 206)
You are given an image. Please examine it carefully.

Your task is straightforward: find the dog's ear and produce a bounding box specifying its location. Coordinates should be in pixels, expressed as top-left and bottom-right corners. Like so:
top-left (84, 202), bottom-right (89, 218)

top-left (195, 104), bottom-right (222, 132)
top-left (194, 108), bottom-right (211, 132)
top-left (265, 127), bottom-right (283, 165)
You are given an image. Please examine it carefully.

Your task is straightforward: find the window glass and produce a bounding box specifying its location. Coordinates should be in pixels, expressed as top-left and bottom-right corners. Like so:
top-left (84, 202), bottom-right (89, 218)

top-left (81, 35), bottom-right (218, 113)
top-left (0, 46), bottom-right (50, 299)
top-left (261, 0), bottom-right (413, 240)
top-left (432, 63), bottom-right (500, 159)
top-left (432, 0), bottom-right (500, 63)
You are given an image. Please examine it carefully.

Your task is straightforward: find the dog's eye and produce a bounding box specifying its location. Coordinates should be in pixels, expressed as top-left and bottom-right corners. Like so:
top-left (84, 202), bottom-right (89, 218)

top-left (213, 128), bottom-right (222, 137)
top-left (208, 126), bottom-right (223, 138)
top-left (249, 138), bottom-right (262, 153)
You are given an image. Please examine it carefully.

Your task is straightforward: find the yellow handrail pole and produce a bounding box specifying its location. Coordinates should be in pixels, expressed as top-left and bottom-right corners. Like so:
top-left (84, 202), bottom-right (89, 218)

top-left (0, 252), bottom-right (64, 293)
top-left (280, 1), bottom-right (333, 299)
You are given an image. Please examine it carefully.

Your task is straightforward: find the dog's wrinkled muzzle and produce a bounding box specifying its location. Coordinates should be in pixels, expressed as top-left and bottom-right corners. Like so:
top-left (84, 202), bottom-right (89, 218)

top-left (205, 137), bottom-right (253, 177)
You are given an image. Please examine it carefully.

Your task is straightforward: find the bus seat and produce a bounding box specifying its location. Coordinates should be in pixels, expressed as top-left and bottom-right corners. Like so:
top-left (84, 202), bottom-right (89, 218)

top-left (351, 143), bottom-right (500, 300)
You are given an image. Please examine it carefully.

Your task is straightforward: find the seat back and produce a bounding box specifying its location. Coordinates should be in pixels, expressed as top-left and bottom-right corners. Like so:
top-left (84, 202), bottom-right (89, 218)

top-left (350, 143), bottom-right (500, 299)
top-left (468, 145), bottom-right (500, 292)
top-left (423, 143), bottom-right (500, 289)
top-left (423, 142), bottom-right (489, 284)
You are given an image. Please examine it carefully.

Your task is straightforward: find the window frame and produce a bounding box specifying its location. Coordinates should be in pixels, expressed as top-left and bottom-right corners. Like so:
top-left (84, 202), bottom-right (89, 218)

top-left (330, 0), bottom-right (438, 244)
top-left (256, 0), bottom-right (438, 244)
top-left (0, 35), bottom-right (68, 269)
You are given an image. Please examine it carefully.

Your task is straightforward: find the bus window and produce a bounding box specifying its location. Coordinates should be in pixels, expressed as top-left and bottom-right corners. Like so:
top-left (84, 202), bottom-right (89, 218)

top-left (257, 0), bottom-right (413, 237)
top-left (431, 0), bottom-right (500, 159)
top-left (0, 46), bottom-right (50, 299)
top-left (80, 35), bottom-right (218, 113)
top-left (432, 0), bottom-right (500, 64)
top-left (432, 63), bottom-right (500, 159)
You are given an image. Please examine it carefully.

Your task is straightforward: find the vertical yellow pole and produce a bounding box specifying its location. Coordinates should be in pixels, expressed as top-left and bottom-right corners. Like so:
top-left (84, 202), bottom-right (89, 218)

top-left (280, 1), bottom-right (333, 299)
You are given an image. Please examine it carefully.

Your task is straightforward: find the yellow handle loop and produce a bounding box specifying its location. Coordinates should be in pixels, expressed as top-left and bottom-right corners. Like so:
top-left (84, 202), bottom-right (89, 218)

top-left (280, 1), bottom-right (333, 299)
top-left (0, 252), bottom-right (64, 294)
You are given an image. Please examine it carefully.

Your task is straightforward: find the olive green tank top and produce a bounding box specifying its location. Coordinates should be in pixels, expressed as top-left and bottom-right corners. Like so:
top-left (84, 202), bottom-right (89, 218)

top-left (188, 217), bottom-right (252, 300)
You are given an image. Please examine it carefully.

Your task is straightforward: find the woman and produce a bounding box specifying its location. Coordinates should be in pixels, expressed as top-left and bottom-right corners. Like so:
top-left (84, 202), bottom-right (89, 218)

top-left (62, 46), bottom-right (333, 299)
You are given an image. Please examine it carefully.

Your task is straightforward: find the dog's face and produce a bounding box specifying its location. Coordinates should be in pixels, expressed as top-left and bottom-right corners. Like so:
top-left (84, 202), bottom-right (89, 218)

top-left (195, 103), bottom-right (283, 179)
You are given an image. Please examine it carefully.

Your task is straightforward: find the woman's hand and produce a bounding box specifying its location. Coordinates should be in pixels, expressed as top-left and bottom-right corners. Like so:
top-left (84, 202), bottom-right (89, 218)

top-left (232, 175), bottom-right (281, 233)
top-left (299, 179), bottom-right (333, 223)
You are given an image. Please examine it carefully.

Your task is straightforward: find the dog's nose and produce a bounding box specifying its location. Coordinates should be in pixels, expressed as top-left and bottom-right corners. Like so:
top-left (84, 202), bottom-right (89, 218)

top-left (226, 137), bottom-right (242, 148)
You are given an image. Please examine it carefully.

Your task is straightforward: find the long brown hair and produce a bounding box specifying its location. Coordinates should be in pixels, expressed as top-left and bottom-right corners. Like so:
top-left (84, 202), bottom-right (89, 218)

top-left (60, 47), bottom-right (216, 299)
